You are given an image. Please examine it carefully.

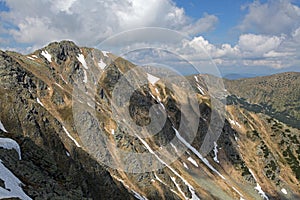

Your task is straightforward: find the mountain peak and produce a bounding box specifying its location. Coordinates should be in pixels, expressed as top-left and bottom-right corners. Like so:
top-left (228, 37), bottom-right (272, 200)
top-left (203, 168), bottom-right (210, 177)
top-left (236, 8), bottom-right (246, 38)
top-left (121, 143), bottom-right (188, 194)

top-left (32, 40), bottom-right (81, 63)
top-left (43, 40), bottom-right (79, 51)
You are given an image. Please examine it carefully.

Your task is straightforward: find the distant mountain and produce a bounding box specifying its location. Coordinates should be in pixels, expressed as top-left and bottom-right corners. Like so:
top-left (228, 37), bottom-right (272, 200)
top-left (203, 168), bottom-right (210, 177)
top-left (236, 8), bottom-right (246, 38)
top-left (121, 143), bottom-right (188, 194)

top-left (223, 73), bottom-right (266, 80)
top-left (0, 41), bottom-right (299, 200)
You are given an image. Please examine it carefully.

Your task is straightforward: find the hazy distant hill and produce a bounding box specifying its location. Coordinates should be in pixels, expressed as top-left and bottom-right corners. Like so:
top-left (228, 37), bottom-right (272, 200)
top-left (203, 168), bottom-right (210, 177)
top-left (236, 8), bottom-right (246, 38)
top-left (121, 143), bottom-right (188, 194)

top-left (223, 73), bottom-right (264, 80)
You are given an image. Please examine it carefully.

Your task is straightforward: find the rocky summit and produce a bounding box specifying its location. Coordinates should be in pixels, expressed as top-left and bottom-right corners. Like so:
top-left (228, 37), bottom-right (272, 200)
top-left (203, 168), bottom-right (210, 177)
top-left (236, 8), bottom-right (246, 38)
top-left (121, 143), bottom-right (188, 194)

top-left (0, 41), bottom-right (299, 200)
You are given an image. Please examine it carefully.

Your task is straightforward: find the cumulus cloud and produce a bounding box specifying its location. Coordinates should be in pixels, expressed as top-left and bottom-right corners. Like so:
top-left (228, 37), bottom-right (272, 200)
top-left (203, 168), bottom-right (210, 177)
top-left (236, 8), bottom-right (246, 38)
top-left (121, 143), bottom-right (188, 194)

top-left (119, 29), bottom-right (298, 70)
top-left (237, 34), bottom-right (284, 57)
top-left (292, 27), bottom-right (300, 42)
top-left (184, 34), bottom-right (285, 59)
top-left (180, 32), bottom-right (299, 69)
top-left (0, 0), bottom-right (218, 51)
top-left (0, 0), bottom-right (299, 71)
top-left (240, 0), bottom-right (300, 35)
top-left (236, 0), bottom-right (300, 68)
top-left (175, 0), bottom-right (300, 70)
top-left (183, 36), bottom-right (239, 59)
top-left (181, 13), bottom-right (218, 36)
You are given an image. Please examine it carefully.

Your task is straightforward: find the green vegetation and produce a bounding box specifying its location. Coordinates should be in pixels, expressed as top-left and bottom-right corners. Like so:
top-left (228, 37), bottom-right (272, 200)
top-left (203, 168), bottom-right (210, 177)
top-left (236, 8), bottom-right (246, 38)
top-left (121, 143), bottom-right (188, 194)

top-left (241, 162), bottom-right (251, 176)
top-left (260, 142), bottom-right (270, 158)
top-left (283, 146), bottom-right (300, 181)
top-left (252, 130), bottom-right (259, 138)
top-left (225, 72), bottom-right (300, 129)
top-left (227, 95), bottom-right (300, 129)
top-left (246, 130), bottom-right (261, 141)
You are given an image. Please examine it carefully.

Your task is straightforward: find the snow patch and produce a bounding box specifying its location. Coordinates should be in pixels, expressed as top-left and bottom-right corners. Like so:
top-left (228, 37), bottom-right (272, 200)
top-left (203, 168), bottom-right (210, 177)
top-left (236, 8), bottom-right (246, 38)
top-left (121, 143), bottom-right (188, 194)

top-left (62, 126), bottom-right (81, 147)
top-left (170, 143), bottom-right (178, 153)
top-left (187, 157), bottom-right (198, 167)
top-left (194, 76), bottom-right (199, 82)
top-left (196, 84), bottom-right (205, 95)
top-left (147, 73), bottom-right (160, 85)
top-left (234, 134), bottom-right (238, 141)
top-left (113, 176), bottom-right (130, 188)
top-left (0, 138), bottom-right (22, 160)
top-left (213, 142), bottom-right (220, 163)
top-left (157, 96), bottom-right (161, 101)
top-left (27, 56), bottom-right (35, 60)
top-left (36, 98), bottom-right (44, 107)
top-left (0, 120), bottom-right (8, 133)
top-left (281, 188), bottom-right (287, 195)
top-left (87, 102), bottom-right (94, 108)
top-left (249, 169), bottom-right (269, 200)
top-left (137, 136), bottom-right (200, 200)
top-left (149, 92), bottom-right (156, 100)
top-left (83, 70), bottom-right (88, 83)
top-left (132, 190), bottom-right (148, 200)
top-left (183, 162), bottom-right (189, 169)
top-left (98, 59), bottom-right (106, 69)
top-left (149, 91), bottom-right (163, 104)
top-left (60, 75), bottom-right (67, 83)
top-left (159, 102), bottom-right (165, 110)
top-left (77, 54), bottom-right (88, 69)
top-left (41, 50), bottom-right (52, 62)
top-left (255, 184), bottom-right (269, 200)
top-left (66, 151), bottom-right (70, 157)
top-left (154, 173), bottom-right (166, 185)
top-left (32, 55), bottom-right (38, 58)
top-left (113, 176), bottom-right (147, 200)
top-left (173, 127), bottom-right (225, 180)
top-left (170, 176), bottom-right (188, 199)
top-left (111, 129), bottom-right (115, 135)
top-left (153, 88), bottom-right (161, 101)
top-left (102, 51), bottom-right (110, 57)
top-left (0, 160), bottom-right (31, 200)
top-left (228, 118), bottom-right (241, 128)
top-left (232, 187), bottom-right (244, 199)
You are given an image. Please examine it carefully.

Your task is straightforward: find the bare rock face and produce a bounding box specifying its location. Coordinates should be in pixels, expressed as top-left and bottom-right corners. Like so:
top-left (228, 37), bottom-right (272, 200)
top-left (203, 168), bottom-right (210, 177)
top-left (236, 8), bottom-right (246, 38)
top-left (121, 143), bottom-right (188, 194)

top-left (0, 43), bottom-right (132, 200)
top-left (0, 41), bottom-right (299, 200)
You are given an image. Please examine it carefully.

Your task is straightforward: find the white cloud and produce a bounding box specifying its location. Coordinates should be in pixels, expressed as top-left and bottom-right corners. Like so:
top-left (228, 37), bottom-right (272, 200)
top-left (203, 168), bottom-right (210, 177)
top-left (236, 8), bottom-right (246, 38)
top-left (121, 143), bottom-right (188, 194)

top-left (0, 0), bottom-right (218, 50)
top-left (50, 0), bottom-right (77, 14)
top-left (9, 17), bottom-right (60, 44)
top-left (179, 33), bottom-right (299, 69)
top-left (183, 36), bottom-right (239, 59)
top-left (240, 0), bottom-right (300, 35)
top-left (233, 0), bottom-right (300, 69)
top-left (181, 13), bottom-right (218, 36)
top-left (237, 34), bottom-right (284, 57)
top-left (263, 50), bottom-right (293, 58)
top-left (292, 27), bottom-right (300, 42)
top-left (1, 0), bottom-right (299, 71)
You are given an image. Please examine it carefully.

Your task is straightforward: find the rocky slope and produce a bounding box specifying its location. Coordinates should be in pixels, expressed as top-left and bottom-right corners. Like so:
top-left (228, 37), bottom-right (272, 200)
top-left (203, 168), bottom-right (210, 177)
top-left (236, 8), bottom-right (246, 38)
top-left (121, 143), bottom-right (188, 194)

top-left (0, 41), bottom-right (299, 200)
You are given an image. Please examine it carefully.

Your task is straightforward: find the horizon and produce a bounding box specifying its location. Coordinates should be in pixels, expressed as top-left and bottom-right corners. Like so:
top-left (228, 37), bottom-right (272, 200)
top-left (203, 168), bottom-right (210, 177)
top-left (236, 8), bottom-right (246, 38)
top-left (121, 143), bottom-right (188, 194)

top-left (1, 39), bottom-right (300, 78)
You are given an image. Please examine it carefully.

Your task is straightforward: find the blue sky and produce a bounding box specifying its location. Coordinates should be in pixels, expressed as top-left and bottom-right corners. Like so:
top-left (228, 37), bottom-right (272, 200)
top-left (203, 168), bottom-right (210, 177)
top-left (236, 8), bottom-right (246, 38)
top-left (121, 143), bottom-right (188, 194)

top-left (1, 0), bottom-right (300, 76)
top-left (174, 0), bottom-right (247, 43)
